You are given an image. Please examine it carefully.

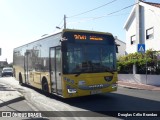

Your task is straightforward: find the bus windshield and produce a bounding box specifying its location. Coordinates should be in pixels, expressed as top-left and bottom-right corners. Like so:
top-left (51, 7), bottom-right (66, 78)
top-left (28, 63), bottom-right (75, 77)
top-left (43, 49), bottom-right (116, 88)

top-left (63, 43), bottom-right (116, 74)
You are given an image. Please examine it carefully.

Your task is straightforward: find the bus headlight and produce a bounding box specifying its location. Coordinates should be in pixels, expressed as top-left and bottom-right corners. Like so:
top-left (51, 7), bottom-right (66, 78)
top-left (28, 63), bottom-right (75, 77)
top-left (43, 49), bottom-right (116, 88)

top-left (104, 76), bottom-right (113, 82)
top-left (68, 89), bottom-right (77, 93)
top-left (112, 84), bottom-right (117, 89)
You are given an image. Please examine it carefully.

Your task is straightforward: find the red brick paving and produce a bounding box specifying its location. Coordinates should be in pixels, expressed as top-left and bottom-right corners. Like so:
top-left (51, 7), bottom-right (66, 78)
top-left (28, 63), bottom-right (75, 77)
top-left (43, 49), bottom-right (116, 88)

top-left (118, 81), bottom-right (160, 91)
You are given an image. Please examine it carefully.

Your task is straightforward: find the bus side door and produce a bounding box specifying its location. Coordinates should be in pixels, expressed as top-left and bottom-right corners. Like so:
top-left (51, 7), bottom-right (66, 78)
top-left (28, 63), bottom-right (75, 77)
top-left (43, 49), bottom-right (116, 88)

top-left (50, 47), bottom-right (62, 95)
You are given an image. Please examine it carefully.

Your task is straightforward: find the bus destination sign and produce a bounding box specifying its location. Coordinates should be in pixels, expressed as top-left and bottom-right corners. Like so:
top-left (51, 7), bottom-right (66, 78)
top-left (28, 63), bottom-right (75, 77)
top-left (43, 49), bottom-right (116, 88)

top-left (90, 36), bottom-right (103, 41)
top-left (74, 34), bottom-right (103, 41)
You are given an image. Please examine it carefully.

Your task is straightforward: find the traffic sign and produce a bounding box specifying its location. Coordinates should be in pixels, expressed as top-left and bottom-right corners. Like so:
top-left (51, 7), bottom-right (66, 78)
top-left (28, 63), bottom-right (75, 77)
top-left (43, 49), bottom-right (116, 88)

top-left (137, 44), bottom-right (145, 53)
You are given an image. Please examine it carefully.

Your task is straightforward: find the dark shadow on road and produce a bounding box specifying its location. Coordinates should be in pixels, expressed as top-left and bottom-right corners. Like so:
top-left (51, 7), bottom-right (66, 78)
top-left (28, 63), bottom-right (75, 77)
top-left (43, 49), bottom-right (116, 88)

top-left (63, 92), bottom-right (160, 111)
top-left (48, 92), bottom-right (160, 119)
top-left (0, 96), bottom-right (25, 108)
top-left (19, 84), bottom-right (160, 119)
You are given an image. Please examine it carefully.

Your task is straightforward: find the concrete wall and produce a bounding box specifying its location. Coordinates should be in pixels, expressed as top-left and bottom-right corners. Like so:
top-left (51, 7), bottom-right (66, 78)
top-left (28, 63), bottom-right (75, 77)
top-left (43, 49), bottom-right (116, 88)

top-left (118, 74), bottom-right (160, 86)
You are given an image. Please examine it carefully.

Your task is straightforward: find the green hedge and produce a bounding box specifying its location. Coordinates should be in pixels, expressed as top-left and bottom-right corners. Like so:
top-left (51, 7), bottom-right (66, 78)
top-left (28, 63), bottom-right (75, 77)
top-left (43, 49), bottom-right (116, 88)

top-left (117, 49), bottom-right (160, 74)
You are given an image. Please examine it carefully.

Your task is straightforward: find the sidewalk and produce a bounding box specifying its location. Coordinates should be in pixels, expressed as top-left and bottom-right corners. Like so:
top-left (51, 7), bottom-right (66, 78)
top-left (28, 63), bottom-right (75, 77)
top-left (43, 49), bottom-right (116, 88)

top-left (118, 80), bottom-right (160, 91)
top-left (0, 83), bottom-right (37, 119)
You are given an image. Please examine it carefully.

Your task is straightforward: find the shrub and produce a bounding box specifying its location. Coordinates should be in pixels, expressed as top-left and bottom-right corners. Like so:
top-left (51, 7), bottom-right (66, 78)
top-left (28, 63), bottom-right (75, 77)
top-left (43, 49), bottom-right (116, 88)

top-left (117, 49), bottom-right (160, 74)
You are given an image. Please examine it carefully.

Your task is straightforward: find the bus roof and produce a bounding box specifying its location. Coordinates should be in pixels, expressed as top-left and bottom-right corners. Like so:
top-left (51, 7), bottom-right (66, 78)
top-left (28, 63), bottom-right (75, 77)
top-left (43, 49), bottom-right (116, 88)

top-left (63, 29), bottom-right (113, 36)
top-left (14, 29), bottom-right (113, 49)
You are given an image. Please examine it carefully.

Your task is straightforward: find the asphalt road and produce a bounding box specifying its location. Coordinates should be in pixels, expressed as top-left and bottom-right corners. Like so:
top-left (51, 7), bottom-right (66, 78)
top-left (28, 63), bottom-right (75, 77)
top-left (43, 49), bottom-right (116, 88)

top-left (0, 77), bottom-right (160, 120)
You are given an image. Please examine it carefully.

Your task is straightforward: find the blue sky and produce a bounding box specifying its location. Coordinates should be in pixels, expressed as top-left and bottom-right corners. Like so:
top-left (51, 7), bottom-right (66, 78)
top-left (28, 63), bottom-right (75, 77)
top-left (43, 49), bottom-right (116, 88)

top-left (0, 0), bottom-right (159, 63)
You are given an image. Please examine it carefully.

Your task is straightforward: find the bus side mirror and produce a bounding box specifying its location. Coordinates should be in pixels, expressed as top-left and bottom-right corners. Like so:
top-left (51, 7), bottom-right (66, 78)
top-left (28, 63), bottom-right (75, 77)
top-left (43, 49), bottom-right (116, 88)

top-left (116, 46), bottom-right (118, 53)
top-left (116, 44), bottom-right (120, 53)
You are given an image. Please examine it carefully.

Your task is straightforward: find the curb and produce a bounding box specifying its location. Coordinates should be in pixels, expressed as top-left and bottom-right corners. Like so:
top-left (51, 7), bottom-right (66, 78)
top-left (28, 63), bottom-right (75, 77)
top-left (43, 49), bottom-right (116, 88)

top-left (118, 83), bottom-right (160, 91)
top-left (118, 84), bottom-right (143, 90)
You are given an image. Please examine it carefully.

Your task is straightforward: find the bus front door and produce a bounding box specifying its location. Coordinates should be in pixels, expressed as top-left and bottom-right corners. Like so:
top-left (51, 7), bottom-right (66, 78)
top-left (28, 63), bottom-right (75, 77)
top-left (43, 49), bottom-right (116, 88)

top-left (50, 47), bottom-right (62, 95)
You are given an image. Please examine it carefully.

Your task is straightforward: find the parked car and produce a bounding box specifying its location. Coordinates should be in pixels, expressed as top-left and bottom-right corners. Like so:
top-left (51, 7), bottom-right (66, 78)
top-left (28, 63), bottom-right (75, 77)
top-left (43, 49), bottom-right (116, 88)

top-left (1, 67), bottom-right (13, 77)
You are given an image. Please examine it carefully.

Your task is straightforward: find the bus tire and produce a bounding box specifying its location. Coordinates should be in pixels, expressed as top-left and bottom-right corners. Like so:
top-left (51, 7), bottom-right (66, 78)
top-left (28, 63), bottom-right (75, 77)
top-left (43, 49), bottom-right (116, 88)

top-left (42, 78), bottom-right (49, 94)
top-left (19, 73), bottom-right (24, 86)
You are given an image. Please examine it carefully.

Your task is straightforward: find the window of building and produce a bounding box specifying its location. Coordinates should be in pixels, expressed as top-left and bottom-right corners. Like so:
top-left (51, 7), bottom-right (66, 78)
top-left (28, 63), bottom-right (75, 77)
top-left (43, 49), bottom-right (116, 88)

top-left (146, 27), bottom-right (154, 40)
top-left (131, 35), bottom-right (136, 45)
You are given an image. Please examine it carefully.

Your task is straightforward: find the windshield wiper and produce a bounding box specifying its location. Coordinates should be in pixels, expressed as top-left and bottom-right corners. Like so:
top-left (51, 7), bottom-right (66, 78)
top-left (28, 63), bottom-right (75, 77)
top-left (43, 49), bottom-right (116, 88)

top-left (105, 68), bottom-right (116, 74)
top-left (75, 72), bottom-right (83, 77)
top-left (74, 68), bottom-right (92, 77)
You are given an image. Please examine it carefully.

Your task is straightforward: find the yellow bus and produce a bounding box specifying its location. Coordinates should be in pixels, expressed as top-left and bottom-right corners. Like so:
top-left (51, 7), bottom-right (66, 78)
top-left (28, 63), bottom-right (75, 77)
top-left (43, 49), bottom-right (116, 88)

top-left (13, 29), bottom-right (118, 98)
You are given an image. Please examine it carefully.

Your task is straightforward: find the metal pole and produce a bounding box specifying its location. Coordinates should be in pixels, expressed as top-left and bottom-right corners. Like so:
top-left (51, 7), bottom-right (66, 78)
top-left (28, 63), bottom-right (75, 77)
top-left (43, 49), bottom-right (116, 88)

top-left (145, 53), bottom-right (147, 84)
top-left (64, 15), bottom-right (66, 29)
top-left (136, 0), bottom-right (140, 44)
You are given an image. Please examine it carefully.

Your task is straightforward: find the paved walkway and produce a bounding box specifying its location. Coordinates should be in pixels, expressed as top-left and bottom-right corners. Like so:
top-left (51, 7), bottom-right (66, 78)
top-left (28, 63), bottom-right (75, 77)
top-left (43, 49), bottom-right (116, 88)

top-left (0, 83), bottom-right (43, 120)
top-left (118, 80), bottom-right (160, 91)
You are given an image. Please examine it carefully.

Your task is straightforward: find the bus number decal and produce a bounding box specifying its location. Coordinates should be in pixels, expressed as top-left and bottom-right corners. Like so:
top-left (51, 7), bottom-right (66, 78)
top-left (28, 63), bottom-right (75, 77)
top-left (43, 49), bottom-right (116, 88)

top-left (74, 34), bottom-right (86, 40)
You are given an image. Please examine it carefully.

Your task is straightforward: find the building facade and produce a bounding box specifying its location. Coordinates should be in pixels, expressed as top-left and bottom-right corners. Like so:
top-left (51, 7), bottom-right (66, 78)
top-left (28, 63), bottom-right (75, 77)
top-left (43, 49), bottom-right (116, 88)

top-left (124, 1), bottom-right (160, 54)
top-left (115, 37), bottom-right (126, 58)
top-left (0, 61), bottom-right (8, 68)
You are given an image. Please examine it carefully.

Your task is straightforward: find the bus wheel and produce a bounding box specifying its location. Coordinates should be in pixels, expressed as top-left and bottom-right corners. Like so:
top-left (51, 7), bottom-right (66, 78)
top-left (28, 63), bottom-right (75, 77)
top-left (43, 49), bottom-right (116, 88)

top-left (19, 73), bottom-right (23, 86)
top-left (42, 78), bottom-right (49, 94)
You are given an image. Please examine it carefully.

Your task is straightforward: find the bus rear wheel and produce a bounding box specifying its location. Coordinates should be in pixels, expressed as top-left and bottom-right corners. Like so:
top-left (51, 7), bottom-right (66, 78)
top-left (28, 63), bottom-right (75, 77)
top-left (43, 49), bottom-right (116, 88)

top-left (19, 73), bottom-right (24, 86)
top-left (42, 78), bottom-right (49, 94)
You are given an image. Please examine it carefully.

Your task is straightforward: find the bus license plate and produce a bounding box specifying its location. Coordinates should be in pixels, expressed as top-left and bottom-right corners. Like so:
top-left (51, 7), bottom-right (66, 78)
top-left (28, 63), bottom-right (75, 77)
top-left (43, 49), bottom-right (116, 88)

top-left (90, 90), bottom-right (102, 95)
